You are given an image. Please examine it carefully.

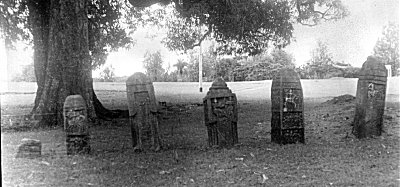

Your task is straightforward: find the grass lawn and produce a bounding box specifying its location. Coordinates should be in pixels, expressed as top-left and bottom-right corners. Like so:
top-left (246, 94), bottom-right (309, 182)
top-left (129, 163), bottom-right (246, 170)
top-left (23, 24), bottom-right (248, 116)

top-left (1, 80), bottom-right (400, 186)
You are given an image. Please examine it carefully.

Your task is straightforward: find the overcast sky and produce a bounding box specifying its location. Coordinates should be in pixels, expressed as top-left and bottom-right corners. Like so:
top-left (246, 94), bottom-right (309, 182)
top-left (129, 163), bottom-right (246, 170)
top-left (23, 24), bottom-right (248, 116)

top-left (286, 0), bottom-right (399, 67)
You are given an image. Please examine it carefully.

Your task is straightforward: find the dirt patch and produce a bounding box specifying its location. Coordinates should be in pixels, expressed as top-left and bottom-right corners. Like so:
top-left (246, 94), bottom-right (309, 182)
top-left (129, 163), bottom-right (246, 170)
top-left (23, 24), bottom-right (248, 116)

top-left (321, 94), bottom-right (356, 105)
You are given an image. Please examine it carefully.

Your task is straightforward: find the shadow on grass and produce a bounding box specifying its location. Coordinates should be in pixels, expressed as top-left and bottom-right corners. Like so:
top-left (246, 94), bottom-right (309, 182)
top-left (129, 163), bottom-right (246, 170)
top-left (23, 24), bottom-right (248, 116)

top-left (1, 100), bottom-right (400, 186)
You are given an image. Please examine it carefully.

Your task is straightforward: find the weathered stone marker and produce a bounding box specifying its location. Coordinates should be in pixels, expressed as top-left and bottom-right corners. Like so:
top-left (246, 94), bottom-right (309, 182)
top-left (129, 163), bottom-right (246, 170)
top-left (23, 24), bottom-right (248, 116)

top-left (353, 56), bottom-right (387, 138)
top-left (271, 68), bottom-right (304, 144)
top-left (16, 138), bottom-right (42, 158)
top-left (63, 95), bottom-right (90, 154)
top-left (203, 77), bottom-right (238, 147)
top-left (126, 72), bottom-right (161, 152)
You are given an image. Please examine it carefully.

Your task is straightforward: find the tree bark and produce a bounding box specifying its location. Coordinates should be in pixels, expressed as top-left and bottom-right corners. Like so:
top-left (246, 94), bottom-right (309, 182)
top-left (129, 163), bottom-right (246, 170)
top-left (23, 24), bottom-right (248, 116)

top-left (128, 0), bottom-right (170, 7)
top-left (27, 0), bottom-right (50, 113)
top-left (28, 0), bottom-right (128, 127)
top-left (28, 0), bottom-right (95, 126)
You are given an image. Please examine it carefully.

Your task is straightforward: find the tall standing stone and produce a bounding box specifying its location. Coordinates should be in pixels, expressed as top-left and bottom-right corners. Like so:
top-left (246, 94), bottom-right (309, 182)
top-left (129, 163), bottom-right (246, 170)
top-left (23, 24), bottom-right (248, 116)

top-left (63, 95), bottom-right (90, 154)
top-left (203, 77), bottom-right (238, 147)
top-left (126, 72), bottom-right (161, 152)
top-left (353, 56), bottom-right (387, 138)
top-left (271, 68), bottom-right (304, 144)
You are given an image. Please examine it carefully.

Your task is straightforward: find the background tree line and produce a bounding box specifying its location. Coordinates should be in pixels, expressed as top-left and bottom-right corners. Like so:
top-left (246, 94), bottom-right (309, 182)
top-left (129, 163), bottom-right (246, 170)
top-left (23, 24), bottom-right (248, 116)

top-left (92, 20), bottom-right (398, 83)
top-left (125, 41), bottom-right (363, 82)
top-left (137, 20), bottom-right (399, 82)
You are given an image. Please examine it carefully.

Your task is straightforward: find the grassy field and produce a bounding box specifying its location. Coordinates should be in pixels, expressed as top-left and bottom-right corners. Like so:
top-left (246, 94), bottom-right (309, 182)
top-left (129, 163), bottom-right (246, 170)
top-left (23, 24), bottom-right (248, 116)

top-left (2, 77), bottom-right (399, 112)
top-left (1, 79), bottom-right (400, 186)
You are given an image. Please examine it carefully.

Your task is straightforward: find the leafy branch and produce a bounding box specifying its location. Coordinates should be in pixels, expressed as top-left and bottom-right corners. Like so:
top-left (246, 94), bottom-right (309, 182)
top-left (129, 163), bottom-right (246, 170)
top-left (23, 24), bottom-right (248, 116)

top-left (295, 0), bottom-right (349, 27)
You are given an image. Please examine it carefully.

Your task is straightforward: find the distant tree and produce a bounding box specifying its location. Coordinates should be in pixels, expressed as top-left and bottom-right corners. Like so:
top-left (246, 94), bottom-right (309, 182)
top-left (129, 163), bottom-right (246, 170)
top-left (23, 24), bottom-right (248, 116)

top-left (373, 22), bottom-right (399, 76)
top-left (13, 63), bottom-right (36, 82)
top-left (99, 65), bottom-right (116, 82)
top-left (235, 56), bottom-right (274, 81)
top-left (215, 58), bottom-right (240, 81)
top-left (182, 44), bottom-right (217, 82)
top-left (238, 55), bottom-right (278, 81)
top-left (164, 71), bottom-right (178, 82)
top-left (296, 63), bottom-right (313, 79)
top-left (232, 49), bottom-right (295, 81)
top-left (307, 40), bottom-right (334, 79)
top-left (201, 44), bottom-right (218, 81)
top-left (342, 67), bottom-right (360, 78)
top-left (173, 59), bottom-right (188, 79)
top-left (298, 60), bottom-right (360, 79)
top-left (163, 62), bottom-right (172, 81)
top-left (143, 50), bottom-right (165, 82)
top-left (271, 49), bottom-right (296, 69)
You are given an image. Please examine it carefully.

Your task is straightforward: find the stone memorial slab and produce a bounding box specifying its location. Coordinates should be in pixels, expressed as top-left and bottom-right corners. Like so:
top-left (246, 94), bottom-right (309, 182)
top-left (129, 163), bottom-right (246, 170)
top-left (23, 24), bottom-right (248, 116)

top-left (203, 77), bottom-right (238, 147)
top-left (353, 56), bottom-right (387, 138)
top-left (126, 72), bottom-right (161, 152)
top-left (63, 95), bottom-right (90, 155)
top-left (271, 68), bottom-right (305, 144)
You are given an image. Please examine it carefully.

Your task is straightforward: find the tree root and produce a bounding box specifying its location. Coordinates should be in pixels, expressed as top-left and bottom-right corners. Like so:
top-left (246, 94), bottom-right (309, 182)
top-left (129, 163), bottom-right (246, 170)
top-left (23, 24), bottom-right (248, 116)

top-left (93, 91), bottom-right (129, 120)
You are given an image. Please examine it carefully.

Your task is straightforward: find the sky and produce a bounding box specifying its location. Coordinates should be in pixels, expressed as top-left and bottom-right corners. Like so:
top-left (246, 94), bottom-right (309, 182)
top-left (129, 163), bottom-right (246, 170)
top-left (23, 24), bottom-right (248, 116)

top-left (0, 0), bottom-right (399, 81)
top-left (285, 0), bottom-right (399, 67)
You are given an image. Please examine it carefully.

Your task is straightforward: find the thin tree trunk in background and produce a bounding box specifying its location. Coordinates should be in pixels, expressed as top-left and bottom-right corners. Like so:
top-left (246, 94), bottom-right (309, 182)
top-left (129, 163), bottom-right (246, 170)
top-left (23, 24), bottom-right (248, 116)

top-left (5, 38), bottom-right (12, 91)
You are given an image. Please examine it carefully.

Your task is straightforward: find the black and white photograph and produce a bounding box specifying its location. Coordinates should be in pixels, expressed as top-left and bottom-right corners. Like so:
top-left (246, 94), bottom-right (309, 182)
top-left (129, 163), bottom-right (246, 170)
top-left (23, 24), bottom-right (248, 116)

top-left (1, 0), bottom-right (399, 186)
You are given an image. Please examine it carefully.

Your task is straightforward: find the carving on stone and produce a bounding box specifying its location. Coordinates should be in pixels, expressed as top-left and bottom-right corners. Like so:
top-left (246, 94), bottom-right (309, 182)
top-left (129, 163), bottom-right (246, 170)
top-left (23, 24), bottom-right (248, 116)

top-left (64, 109), bottom-right (87, 134)
top-left (367, 82), bottom-right (385, 101)
top-left (63, 95), bottom-right (90, 154)
top-left (126, 72), bottom-right (161, 152)
top-left (271, 68), bottom-right (304, 144)
top-left (353, 56), bottom-right (387, 138)
top-left (283, 88), bottom-right (299, 111)
top-left (203, 78), bottom-right (238, 147)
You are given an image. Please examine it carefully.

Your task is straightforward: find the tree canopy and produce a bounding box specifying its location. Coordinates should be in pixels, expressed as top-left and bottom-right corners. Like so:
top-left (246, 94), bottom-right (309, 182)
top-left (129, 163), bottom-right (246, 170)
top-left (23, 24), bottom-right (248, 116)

top-left (0, 0), bottom-right (29, 48)
top-left (143, 50), bottom-right (165, 81)
top-left (130, 0), bottom-right (348, 55)
top-left (1, 0), bottom-right (133, 69)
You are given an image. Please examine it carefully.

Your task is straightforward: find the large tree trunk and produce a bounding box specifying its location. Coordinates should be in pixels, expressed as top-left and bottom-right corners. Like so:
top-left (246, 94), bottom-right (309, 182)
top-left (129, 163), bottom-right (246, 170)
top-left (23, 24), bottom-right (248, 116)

top-left (28, 0), bottom-right (127, 127)
top-left (27, 0), bottom-right (50, 113)
top-left (29, 0), bottom-right (95, 126)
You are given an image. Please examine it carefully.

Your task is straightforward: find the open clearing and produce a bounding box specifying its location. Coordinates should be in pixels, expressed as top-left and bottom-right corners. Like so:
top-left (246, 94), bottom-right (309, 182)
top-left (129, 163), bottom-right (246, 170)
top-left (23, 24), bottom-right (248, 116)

top-left (2, 78), bottom-right (399, 113)
top-left (1, 78), bottom-right (400, 186)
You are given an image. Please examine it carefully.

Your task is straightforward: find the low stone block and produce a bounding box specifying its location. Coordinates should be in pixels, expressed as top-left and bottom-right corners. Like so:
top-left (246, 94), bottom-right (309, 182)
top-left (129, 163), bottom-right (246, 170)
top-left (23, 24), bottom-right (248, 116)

top-left (15, 138), bottom-right (42, 159)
